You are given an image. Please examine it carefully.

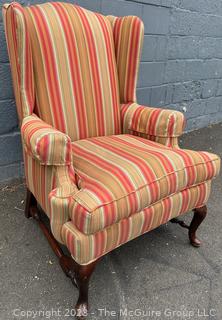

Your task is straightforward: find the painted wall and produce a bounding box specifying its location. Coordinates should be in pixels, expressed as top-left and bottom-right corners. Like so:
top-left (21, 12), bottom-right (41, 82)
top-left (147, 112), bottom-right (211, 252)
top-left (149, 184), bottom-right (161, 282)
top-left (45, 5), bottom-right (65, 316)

top-left (1, 0), bottom-right (222, 181)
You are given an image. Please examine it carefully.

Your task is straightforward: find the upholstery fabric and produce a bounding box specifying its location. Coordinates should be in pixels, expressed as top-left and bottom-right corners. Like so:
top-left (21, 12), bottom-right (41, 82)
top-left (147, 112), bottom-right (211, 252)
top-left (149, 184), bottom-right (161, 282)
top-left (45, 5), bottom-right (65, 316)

top-left (22, 114), bottom-right (72, 165)
top-left (49, 166), bottom-right (78, 243)
top-left (69, 134), bottom-right (220, 234)
top-left (62, 181), bottom-right (211, 265)
top-left (107, 16), bottom-right (144, 103)
top-left (121, 103), bottom-right (186, 147)
top-left (3, 2), bottom-right (221, 267)
top-left (22, 2), bottom-right (121, 140)
top-left (3, 3), bottom-right (35, 121)
top-left (23, 152), bottom-right (56, 215)
top-left (24, 151), bottom-right (76, 221)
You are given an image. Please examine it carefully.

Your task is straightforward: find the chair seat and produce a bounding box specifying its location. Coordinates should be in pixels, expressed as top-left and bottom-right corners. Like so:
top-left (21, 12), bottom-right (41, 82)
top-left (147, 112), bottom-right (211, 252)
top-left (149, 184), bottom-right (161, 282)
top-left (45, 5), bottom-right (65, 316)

top-left (71, 134), bottom-right (220, 234)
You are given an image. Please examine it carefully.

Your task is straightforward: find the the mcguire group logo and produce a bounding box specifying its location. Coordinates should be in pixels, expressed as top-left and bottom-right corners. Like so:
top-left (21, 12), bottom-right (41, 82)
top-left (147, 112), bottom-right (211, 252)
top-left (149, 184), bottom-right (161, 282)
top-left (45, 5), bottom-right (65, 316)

top-left (97, 307), bottom-right (217, 318)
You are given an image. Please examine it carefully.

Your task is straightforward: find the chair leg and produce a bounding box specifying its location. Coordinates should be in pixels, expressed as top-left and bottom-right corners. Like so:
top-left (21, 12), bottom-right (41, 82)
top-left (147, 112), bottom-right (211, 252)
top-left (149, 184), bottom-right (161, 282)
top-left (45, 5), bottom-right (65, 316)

top-left (170, 205), bottom-right (207, 247)
top-left (25, 188), bottom-right (37, 218)
top-left (74, 262), bottom-right (97, 319)
top-left (24, 189), bottom-right (99, 318)
top-left (59, 256), bottom-right (98, 319)
top-left (189, 205), bottom-right (207, 247)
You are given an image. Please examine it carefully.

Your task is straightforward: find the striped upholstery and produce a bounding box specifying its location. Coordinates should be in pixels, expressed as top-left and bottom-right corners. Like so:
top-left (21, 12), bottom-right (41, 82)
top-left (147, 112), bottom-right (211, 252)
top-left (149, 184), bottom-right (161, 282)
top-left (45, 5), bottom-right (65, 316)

top-left (3, 2), bottom-right (221, 266)
top-left (121, 103), bottom-right (186, 148)
top-left (2, 3), bottom-right (35, 121)
top-left (49, 166), bottom-right (78, 243)
top-left (68, 134), bottom-right (219, 234)
top-left (107, 15), bottom-right (144, 103)
top-left (22, 114), bottom-right (72, 165)
top-left (23, 2), bottom-right (121, 140)
top-left (24, 152), bottom-right (76, 221)
top-left (62, 181), bottom-right (211, 265)
top-left (24, 152), bottom-right (56, 215)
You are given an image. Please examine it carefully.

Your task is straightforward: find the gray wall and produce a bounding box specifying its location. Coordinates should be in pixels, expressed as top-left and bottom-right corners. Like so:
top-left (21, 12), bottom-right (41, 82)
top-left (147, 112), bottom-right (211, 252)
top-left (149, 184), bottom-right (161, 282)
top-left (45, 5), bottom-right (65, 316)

top-left (1, 0), bottom-right (222, 182)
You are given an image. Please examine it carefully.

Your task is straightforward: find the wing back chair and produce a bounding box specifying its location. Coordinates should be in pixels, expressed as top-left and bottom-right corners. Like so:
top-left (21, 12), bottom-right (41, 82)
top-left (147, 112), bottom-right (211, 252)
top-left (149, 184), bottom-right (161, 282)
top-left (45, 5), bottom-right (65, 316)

top-left (3, 2), bottom-right (220, 318)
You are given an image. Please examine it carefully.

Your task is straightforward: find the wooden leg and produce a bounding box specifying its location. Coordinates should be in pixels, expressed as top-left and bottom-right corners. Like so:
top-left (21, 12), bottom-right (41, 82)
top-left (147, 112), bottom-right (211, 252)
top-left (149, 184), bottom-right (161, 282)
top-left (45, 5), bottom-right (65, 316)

top-left (59, 256), bottom-right (98, 319)
top-left (189, 205), bottom-right (207, 247)
top-left (75, 261), bottom-right (97, 319)
top-left (25, 188), bottom-right (37, 218)
top-left (170, 205), bottom-right (207, 247)
top-left (25, 189), bottom-right (99, 319)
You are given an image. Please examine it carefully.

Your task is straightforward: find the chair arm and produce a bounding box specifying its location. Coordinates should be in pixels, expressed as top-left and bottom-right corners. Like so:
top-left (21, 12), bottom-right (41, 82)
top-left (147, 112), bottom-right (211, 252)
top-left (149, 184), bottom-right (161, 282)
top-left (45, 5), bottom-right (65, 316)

top-left (121, 103), bottom-right (186, 147)
top-left (21, 114), bottom-right (72, 165)
top-left (49, 166), bottom-right (79, 243)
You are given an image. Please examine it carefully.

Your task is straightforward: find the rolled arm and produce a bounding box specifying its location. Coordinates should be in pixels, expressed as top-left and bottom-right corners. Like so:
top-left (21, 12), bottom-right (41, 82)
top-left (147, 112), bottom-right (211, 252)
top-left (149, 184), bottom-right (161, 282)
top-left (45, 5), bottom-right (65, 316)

top-left (121, 103), bottom-right (186, 147)
top-left (21, 114), bottom-right (72, 165)
top-left (22, 115), bottom-right (78, 243)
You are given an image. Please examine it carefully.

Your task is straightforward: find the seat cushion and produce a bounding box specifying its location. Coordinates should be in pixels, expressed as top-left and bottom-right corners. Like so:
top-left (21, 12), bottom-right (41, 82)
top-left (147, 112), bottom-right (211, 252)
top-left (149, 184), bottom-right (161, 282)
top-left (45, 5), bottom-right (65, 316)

top-left (63, 181), bottom-right (211, 265)
top-left (71, 134), bottom-right (220, 234)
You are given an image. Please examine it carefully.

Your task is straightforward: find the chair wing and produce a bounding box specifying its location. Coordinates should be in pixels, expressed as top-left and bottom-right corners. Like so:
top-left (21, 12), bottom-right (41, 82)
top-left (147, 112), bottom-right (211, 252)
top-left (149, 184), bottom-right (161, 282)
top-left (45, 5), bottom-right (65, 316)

top-left (107, 15), bottom-right (185, 148)
top-left (3, 3), bottom-right (35, 121)
top-left (107, 15), bottom-right (144, 103)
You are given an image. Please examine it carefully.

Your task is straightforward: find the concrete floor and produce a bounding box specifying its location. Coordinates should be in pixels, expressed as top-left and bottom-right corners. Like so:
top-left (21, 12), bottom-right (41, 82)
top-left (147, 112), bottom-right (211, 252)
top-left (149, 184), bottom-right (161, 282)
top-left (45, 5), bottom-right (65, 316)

top-left (1, 123), bottom-right (222, 320)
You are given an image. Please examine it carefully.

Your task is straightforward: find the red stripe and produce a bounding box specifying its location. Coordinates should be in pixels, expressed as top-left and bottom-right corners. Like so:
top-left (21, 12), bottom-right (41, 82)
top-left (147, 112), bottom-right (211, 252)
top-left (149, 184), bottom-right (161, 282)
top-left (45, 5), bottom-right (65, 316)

top-left (10, 4), bottom-right (21, 82)
top-left (75, 6), bottom-right (105, 136)
top-left (23, 12), bottom-right (34, 113)
top-left (53, 3), bottom-right (88, 139)
top-left (147, 109), bottom-right (162, 135)
top-left (113, 18), bottom-right (122, 60)
top-left (88, 138), bottom-right (159, 201)
top-left (173, 149), bottom-right (196, 186)
top-left (179, 189), bottom-right (189, 213)
top-left (96, 13), bottom-right (120, 134)
top-left (167, 114), bottom-right (175, 137)
top-left (196, 183), bottom-right (207, 207)
top-left (199, 152), bottom-right (215, 180)
top-left (131, 105), bottom-right (144, 130)
top-left (74, 145), bottom-right (135, 194)
top-left (29, 6), bottom-right (66, 132)
top-left (72, 178), bottom-right (116, 231)
top-left (126, 18), bottom-right (141, 101)
top-left (111, 136), bottom-right (178, 194)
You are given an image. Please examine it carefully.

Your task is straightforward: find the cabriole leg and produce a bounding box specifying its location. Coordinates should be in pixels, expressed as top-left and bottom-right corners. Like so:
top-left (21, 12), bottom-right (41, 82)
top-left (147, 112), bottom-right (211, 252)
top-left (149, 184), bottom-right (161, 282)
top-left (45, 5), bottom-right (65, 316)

top-left (189, 205), bottom-right (207, 247)
top-left (59, 256), bottom-right (98, 319)
top-left (170, 205), bottom-right (207, 247)
top-left (75, 262), bottom-right (97, 319)
top-left (25, 188), bottom-right (99, 318)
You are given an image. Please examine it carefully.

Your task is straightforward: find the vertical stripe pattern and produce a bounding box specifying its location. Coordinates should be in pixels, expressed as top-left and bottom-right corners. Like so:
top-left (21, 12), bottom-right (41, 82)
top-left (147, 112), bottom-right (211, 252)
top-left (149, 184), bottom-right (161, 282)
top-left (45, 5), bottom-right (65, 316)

top-left (22, 114), bottom-right (72, 165)
top-left (23, 2), bottom-right (121, 140)
top-left (107, 15), bottom-right (144, 103)
top-left (23, 152), bottom-right (56, 216)
top-left (3, 3), bottom-right (35, 120)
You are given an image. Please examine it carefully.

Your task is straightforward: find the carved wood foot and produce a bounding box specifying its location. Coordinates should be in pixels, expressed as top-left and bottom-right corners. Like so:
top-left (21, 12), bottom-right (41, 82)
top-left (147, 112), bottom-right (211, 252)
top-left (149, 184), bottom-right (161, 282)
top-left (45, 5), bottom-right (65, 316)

top-left (170, 205), bottom-right (207, 247)
top-left (59, 255), bottom-right (98, 319)
top-left (189, 205), bottom-right (207, 247)
top-left (75, 261), bottom-right (97, 319)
